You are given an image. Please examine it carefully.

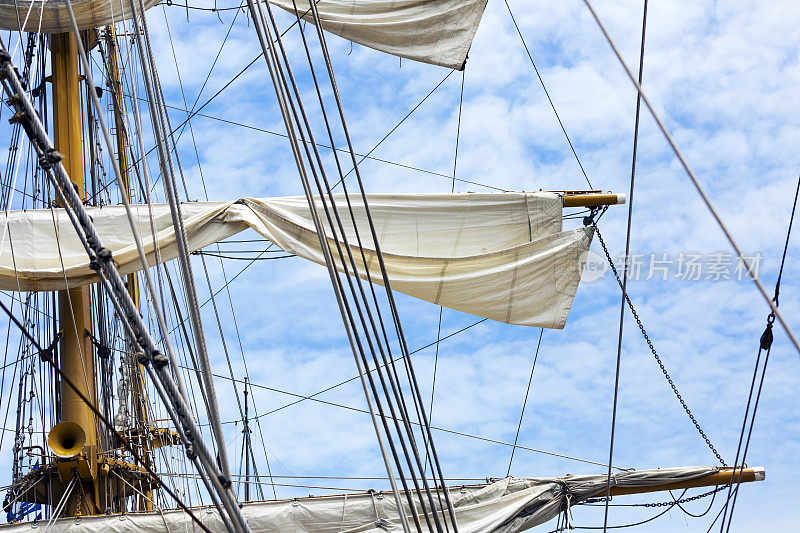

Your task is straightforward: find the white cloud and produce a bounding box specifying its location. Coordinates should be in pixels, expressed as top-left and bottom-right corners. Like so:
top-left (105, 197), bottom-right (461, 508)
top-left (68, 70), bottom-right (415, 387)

top-left (0, 0), bottom-right (797, 530)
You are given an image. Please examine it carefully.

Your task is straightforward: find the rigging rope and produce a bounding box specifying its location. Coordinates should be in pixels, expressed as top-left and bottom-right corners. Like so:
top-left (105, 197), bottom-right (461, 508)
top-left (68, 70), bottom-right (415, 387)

top-left (129, 10), bottom-right (312, 177)
top-left (332, 70), bottom-right (455, 190)
top-left (201, 364), bottom-right (627, 470)
top-left (603, 1), bottom-right (648, 529)
top-left (244, 2), bottom-right (416, 529)
top-left (0, 33), bottom-right (247, 532)
top-left (115, 90), bottom-right (509, 192)
top-left (242, 1), bottom-right (461, 529)
top-left (506, 328), bottom-right (543, 477)
top-left (0, 298), bottom-right (212, 533)
top-left (160, 8), bottom-right (274, 494)
top-left (590, 220), bottom-right (727, 467)
top-left (425, 70), bottom-right (464, 476)
top-left (581, 0), bottom-right (800, 356)
top-left (505, 0), bottom-right (592, 189)
top-left (718, 173), bottom-right (800, 532)
top-left (265, 318), bottom-right (487, 417)
top-left (131, 0), bottom-right (236, 490)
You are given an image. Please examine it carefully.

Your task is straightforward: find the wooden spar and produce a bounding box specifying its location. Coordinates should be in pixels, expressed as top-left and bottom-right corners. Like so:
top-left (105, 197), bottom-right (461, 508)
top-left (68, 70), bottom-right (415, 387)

top-left (604, 467), bottom-right (765, 497)
top-left (105, 25), bottom-right (155, 512)
top-left (561, 190), bottom-right (627, 207)
top-left (51, 31), bottom-right (101, 516)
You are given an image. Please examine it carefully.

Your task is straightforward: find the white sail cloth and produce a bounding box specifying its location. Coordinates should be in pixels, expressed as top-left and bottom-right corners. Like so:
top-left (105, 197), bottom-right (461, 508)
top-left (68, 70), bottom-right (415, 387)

top-left (0, 193), bottom-right (591, 328)
top-left (0, 0), bottom-right (486, 66)
top-left (0, 467), bottom-right (718, 532)
top-left (269, 0), bottom-right (488, 69)
top-left (0, 0), bottom-right (157, 33)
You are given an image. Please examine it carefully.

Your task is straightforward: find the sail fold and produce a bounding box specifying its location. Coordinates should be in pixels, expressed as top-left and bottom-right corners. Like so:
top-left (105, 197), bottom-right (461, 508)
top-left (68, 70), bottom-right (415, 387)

top-left (0, 467), bottom-right (717, 532)
top-left (268, 0), bottom-right (488, 69)
top-left (0, 193), bottom-right (590, 328)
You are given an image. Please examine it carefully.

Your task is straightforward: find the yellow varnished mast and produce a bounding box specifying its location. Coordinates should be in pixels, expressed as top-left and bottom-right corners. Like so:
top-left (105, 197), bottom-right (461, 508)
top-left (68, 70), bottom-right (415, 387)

top-left (36, 29), bottom-right (157, 518)
top-left (105, 25), bottom-right (155, 511)
top-left (50, 31), bottom-right (101, 517)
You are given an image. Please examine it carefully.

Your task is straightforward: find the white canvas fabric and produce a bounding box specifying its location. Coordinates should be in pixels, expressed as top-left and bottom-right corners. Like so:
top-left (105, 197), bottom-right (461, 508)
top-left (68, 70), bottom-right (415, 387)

top-left (0, 467), bottom-right (717, 532)
top-left (0, 0), bottom-right (157, 33)
top-left (0, 0), bottom-right (486, 63)
top-left (0, 192), bottom-right (591, 328)
top-left (269, 0), bottom-right (488, 69)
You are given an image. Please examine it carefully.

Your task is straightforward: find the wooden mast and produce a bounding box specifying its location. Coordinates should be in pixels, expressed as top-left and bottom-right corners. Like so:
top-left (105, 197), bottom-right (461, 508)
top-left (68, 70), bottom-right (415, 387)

top-left (105, 25), bottom-right (155, 512)
top-left (604, 467), bottom-right (765, 497)
top-left (51, 31), bottom-right (101, 517)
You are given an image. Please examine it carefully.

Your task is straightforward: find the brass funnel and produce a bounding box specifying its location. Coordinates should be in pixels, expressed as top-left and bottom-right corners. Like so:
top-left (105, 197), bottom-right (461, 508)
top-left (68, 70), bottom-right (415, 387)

top-left (47, 421), bottom-right (86, 458)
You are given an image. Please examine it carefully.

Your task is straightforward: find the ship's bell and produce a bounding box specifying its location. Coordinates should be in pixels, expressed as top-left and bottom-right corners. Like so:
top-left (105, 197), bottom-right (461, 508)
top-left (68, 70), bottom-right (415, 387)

top-left (47, 421), bottom-right (86, 458)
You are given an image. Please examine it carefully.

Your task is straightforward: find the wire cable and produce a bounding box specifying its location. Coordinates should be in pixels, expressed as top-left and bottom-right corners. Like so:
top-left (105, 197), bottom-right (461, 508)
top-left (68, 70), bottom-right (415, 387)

top-left (581, 0), bottom-right (800, 356)
top-left (719, 173), bottom-right (800, 532)
top-left (506, 328), bottom-right (543, 477)
top-left (505, 0), bottom-right (592, 188)
top-left (603, 1), bottom-right (648, 529)
top-left (332, 70), bottom-right (455, 189)
top-left (0, 297), bottom-right (213, 533)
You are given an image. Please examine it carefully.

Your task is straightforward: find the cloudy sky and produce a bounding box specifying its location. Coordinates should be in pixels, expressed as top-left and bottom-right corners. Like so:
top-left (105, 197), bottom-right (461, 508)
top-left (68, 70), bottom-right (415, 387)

top-left (1, 0), bottom-right (799, 530)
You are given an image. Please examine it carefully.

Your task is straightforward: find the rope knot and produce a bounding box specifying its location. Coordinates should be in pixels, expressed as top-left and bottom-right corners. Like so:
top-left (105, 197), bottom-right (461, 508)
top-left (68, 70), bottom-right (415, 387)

top-left (37, 149), bottom-right (62, 170)
top-left (151, 351), bottom-right (169, 370)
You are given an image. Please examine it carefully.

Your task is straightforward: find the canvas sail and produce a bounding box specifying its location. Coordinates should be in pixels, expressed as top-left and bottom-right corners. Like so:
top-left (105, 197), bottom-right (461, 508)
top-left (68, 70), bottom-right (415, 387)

top-left (0, 0), bottom-right (158, 33)
top-left (0, 467), bottom-right (718, 532)
top-left (269, 0), bottom-right (488, 70)
top-left (0, 192), bottom-right (591, 328)
top-left (0, 0), bottom-right (486, 66)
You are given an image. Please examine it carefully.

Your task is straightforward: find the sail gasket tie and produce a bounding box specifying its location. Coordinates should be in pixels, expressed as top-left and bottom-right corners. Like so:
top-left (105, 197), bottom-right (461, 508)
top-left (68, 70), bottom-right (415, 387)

top-left (185, 443), bottom-right (197, 460)
top-left (86, 330), bottom-right (111, 359)
top-left (96, 246), bottom-right (113, 263)
top-left (136, 351), bottom-right (150, 366)
top-left (37, 149), bottom-right (63, 170)
top-left (5, 92), bottom-right (21, 107)
top-left (151, 350), bottom-right (169, 370)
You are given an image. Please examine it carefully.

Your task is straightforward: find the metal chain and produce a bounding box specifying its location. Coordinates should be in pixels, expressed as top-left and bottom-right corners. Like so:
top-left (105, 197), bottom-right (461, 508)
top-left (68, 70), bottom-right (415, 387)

top-left (585, 484), bottom-right (726, 508)
top-left (591, 221), bottom-right (727, 466)
top-left (637, 485), bottom-right (726, 508)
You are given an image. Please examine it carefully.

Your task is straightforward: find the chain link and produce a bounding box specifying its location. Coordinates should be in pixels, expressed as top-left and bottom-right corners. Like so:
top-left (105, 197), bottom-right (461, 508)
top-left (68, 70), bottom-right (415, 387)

top-left (636, 485), bottom-right (727, 508)
top-left (584, 484), bottom-right (726, 507)
top-left (591, 222), bottom-right (727, 467)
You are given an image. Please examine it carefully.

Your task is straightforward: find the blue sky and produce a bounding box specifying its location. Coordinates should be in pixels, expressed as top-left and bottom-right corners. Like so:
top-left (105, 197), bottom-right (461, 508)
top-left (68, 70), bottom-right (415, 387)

top-left (1, 0), bottom-right (799, 530)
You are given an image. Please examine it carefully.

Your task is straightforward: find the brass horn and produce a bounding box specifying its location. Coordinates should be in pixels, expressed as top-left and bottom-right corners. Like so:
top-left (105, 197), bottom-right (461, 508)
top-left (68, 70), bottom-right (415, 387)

top-left (47, 421), bottom-right (86, 458)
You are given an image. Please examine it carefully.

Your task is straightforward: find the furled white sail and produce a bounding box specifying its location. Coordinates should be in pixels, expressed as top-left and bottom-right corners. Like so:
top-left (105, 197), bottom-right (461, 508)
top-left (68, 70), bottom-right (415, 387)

top-left (269, 0), bottom-right (488, 69)
top-left (0, 0), bottom-right (157, 33)
top-left (0, 467), bottom-right (719, 532)
top-left (0, 192), bottom-right (591, 328)
top-left (0, 0), bottom-right (486, 65)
